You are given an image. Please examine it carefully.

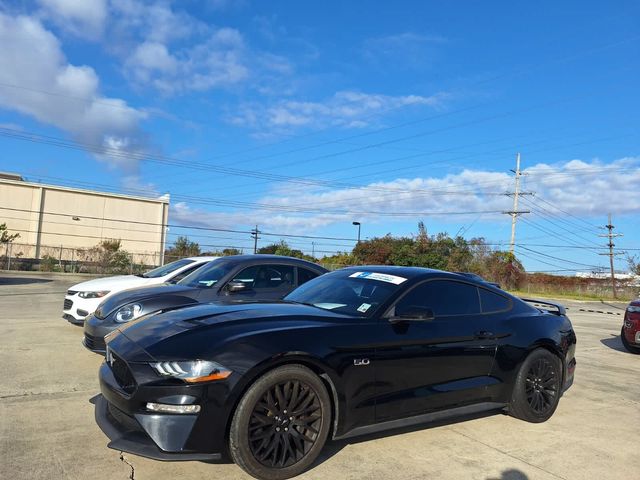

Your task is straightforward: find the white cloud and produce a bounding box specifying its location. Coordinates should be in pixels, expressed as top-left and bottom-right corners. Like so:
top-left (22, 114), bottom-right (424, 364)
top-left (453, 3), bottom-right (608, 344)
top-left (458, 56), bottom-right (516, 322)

top-left (229, 90), bottom-right (449, 134)
top-left (0, 13), bottom-right (147, 171)
top-left (123, 26), bottom-right (249, 94)
top-left (37, 0), bottom-right (107, 40)
top-left (109, 0), bottom-right (209, 45)
top-left (169, 158), bottom-right (640, 237)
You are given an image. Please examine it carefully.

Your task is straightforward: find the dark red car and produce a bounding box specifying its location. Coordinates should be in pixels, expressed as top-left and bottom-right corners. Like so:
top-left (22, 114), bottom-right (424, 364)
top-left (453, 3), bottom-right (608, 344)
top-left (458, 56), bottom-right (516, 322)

top-left (621, 299), bottom-right (640, 354)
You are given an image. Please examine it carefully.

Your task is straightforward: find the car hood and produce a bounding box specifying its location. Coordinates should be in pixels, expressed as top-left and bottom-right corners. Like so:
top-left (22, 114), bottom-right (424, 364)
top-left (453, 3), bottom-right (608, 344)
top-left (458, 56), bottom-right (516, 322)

top-left (95, 284), bottom-right (200, 318)
top-left (116, 301), bottom-right (349, 358)
top-left (68, 275), bottom-right (160, 292)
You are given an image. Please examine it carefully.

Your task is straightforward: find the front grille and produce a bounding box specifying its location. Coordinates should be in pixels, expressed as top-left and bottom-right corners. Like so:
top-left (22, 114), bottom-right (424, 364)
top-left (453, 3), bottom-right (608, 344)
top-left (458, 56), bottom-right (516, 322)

top-left (67, 290), bottom-right (78, 296)
top-left (84, 333), bottom-right (105, 351)
top-left (110, 352), bottom-right (137, 394)
top-left (63, 299), bottom-right (73, 310)
top-left (107, 402), bottom-right (142, 433)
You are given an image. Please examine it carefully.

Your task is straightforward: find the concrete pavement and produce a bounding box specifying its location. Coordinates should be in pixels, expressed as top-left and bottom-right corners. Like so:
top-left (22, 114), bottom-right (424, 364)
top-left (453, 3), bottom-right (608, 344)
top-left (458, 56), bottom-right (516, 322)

top-left (0, 273), bottom-right (637, 480)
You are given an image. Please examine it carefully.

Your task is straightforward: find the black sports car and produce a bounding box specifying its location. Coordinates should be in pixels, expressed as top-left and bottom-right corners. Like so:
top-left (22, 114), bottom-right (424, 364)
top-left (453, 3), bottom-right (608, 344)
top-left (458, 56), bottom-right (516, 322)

top-left (83, 255), bottom-right (327, 353)
top-left (93, 266), bottom-right (576, 480)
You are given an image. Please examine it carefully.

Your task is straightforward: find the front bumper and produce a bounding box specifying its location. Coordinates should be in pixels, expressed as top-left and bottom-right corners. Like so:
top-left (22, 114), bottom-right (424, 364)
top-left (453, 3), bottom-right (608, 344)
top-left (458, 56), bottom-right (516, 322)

top-left (64, 295), bottom-right (101, 323)
top-left (622, 314), bottom-right (640, 345)
top-left (83, 315), bottom-right (118, 354)
top-left (92, 394), bottom-right (221, 461)
top-left (94, 342), bottom-right (234, 460)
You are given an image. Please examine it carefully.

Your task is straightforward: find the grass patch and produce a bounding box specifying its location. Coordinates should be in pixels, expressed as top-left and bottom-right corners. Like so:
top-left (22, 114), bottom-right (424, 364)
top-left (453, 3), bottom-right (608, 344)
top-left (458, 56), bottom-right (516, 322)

top-left (508, 289), bottom-right (633, 302)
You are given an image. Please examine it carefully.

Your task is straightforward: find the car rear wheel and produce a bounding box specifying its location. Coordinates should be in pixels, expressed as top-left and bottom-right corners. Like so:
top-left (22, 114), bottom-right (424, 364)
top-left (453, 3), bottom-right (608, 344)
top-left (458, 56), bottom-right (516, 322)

top-left (509, 348), bottom-right (562, 423)
top-left (229, 364), bottom-right (331, 480)
top-left (620, 327), bottom-right (640, 354)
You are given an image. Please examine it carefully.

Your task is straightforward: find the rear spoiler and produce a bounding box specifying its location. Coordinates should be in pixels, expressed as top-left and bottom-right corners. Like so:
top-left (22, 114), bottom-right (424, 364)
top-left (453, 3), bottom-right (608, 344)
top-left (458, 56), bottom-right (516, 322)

top-left (520, 298), bottom-right (567, 316)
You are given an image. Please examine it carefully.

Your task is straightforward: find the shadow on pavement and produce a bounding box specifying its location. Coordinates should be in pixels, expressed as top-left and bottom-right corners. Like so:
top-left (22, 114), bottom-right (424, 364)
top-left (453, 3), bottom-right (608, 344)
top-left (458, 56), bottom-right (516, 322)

top-left (487, 469), bottom-right (530, 480)
top-left (600, 334), bottom-right (626, 353)
top-left (313, 408), bottom-right (505, 469)
top-left (0, 276), bottom-right (53, 286)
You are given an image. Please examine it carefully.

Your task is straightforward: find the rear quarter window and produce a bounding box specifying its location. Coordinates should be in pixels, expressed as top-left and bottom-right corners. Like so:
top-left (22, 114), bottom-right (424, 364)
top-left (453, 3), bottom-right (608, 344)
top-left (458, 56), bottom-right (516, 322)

top-left (479, 288), bottom-right (512, 313)
top-left (297, 268), bottom-right (319, 286)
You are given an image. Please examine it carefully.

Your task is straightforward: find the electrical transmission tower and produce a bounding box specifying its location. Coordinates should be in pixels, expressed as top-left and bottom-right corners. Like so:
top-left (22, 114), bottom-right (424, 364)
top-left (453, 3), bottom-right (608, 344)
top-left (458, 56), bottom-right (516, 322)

top-left (503, 153), bottom-right (533, 255)
top-left (598, 213), bottom-right (623, 298)
top-left (251, 225), bottom-right (261, 254)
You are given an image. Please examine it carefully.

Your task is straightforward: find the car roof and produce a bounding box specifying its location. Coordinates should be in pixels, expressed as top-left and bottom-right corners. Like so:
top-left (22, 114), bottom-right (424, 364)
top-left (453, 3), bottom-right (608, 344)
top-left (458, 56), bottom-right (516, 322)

top-left (203, 254), bottom-right (327, 270)
top-left (186, 256), bottom-right (220, 261)
top-left (338, 265), bottom-right (454, 280)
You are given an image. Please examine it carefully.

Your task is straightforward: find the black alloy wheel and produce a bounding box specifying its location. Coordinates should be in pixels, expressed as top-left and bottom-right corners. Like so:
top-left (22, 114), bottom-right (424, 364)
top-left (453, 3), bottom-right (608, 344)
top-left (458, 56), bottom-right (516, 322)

top-left (509, 348), bottom-right (562, 423)
top-left (248, 380), bottom-right (322, 467)
top-left (524, 357), bottom-right (558, 415)
top-left (229, 365), bottom-right (331, 480)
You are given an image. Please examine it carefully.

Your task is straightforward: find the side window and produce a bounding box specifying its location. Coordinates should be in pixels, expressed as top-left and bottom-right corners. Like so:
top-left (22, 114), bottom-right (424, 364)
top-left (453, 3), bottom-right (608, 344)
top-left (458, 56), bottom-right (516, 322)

top-left (169, 264), bottom-right (203, 283)
top-left (297, 268), bottom-right (319, 286)
top-left (479, 288), bottom-right (511, 313)
top-left (231, 266), bottom-right (259, 287)
top-left (232, 265), bottom-right (294, 290)
top-left (395, 280), bottom-right (481, 317)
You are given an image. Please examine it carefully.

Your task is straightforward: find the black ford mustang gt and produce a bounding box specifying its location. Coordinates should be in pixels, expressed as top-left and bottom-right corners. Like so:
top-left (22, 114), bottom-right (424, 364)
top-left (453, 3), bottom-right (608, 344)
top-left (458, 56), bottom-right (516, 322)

top-left (93, 266), bottom-right (576, 480)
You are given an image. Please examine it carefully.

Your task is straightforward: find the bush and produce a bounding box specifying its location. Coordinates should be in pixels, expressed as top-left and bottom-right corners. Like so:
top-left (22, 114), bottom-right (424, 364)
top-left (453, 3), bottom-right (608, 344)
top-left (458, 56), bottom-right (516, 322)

top-left (40, 254), bottom-right (60, 272)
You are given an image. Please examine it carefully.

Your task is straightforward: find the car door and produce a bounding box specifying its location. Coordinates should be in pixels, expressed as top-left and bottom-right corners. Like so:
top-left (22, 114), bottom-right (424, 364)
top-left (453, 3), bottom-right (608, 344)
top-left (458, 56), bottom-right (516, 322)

top-left (226, 264), bottom-right (296, 300)
top-left (373, 279), bottom-right (499, 422)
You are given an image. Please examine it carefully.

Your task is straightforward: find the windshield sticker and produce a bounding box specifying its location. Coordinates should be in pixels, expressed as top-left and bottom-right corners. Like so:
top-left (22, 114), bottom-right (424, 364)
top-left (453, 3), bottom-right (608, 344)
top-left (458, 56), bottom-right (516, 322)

top-left (357, 303), bottom-right (372, 313)
top-left (314, 303), bottom-right (347, 310)
top-left (349, 272), bottom-right (407, 285)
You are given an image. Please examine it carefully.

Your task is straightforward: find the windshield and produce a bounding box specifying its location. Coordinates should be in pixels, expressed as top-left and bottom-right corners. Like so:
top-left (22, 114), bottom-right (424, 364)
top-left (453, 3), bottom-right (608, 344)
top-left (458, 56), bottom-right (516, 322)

top-left (178, 260), bottom-right (236, 288)
top-left (142, 259), bottom-right (195, 278)
top-left (284, 270), bottom-right (406, 316)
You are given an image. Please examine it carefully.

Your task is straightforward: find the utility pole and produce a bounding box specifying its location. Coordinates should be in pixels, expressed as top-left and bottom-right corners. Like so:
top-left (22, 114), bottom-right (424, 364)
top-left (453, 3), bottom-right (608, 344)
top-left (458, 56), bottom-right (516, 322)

top-left (503, 153), bottom-right (532, 255)
top-left (251, 225), bottom-right (261, 254)
top-left (598, 213), bottom-right (623, 298)
top-left (311, 241), bottom-right (315, 259)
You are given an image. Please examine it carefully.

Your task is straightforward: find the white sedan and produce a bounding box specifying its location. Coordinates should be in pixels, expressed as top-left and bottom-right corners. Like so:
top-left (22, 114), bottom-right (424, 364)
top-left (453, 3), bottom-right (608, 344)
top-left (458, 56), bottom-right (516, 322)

top-left (62, 256), bottom-right (218, 324)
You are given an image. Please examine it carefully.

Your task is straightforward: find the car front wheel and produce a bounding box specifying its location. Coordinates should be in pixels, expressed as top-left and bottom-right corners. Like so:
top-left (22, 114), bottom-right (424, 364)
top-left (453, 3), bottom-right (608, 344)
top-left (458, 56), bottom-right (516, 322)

top-left (509, 348), bottom-right (562, 423)
top-left (621, 327), bottom-right (640, 354)
top-left (229, 364), bottom-right (332, 480)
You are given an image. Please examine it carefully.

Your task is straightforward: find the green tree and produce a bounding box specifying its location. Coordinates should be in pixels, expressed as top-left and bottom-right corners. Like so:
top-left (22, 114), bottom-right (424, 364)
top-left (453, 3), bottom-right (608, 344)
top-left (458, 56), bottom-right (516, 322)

top-left (258, 241), bottom-right (315, 261)
top-left (627, 255), bottom-right (640, 276)
top-left (0, 223), bottom-right (19, 243)
top-left (166, 236), bottom-right (200, 259)
top-left (81, 239), bottom-right (132, 274)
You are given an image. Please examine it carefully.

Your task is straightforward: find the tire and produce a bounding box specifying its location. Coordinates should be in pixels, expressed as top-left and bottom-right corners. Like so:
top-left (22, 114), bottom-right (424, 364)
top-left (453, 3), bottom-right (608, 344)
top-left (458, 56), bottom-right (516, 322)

top-left (509, 348), bottom-right (563, 423)
top-left (621, 327), bottom-right (640, 354)
top-left (229, 364), bottom-right (332, 480)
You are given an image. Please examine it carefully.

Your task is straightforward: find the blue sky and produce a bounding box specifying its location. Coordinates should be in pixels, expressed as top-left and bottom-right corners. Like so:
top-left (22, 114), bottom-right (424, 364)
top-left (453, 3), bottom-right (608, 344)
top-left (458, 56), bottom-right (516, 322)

top-left (0, 0), bottom-right (639, 272)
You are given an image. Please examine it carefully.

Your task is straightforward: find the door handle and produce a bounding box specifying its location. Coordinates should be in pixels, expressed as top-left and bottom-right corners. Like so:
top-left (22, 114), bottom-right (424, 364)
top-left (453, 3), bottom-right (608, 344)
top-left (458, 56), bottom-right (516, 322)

top-left (474, 330), bottom-right (495, 339)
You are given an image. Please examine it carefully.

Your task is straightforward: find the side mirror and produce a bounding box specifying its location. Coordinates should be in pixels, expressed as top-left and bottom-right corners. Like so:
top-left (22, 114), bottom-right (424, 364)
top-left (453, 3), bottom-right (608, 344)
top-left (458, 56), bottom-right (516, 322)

top-left (226, 281), bottom-right (250, 293)
top-left (390, 306), bottom-right (435, 323)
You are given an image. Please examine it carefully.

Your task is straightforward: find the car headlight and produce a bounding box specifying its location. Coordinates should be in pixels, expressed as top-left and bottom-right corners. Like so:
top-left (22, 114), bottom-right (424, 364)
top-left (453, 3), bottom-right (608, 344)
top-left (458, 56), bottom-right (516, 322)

top-left (627, 305), bottom-right (640, 313)
top-left (114, 304), bottom-right (143, 323)
top-left (150, 360), bottom-right (232, 383)
top-left (78, 290), bottom-right (110, 299)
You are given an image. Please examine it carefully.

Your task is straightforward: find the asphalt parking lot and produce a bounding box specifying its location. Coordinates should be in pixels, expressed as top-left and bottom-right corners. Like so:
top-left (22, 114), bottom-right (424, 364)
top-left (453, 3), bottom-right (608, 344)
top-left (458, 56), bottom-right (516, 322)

top-left (1, 272), bottom-right (637, 480)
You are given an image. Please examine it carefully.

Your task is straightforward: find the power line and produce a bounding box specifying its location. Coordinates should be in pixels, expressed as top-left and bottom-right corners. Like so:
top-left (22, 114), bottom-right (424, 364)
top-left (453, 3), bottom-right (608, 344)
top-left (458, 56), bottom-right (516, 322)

top-left (519, 217), bottom-right (602, 250)
top-left (519, 197), bottom-right (599, 236)
top-left (517, 245), bottom-right (603, 268)
top-left (518, 197), bottom-right (602, 247)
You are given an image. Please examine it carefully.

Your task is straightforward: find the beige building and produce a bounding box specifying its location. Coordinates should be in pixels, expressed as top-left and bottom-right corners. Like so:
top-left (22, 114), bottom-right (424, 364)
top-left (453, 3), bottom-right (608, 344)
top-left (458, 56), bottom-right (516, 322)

top-left (0, 173), bottom-right (170, 265)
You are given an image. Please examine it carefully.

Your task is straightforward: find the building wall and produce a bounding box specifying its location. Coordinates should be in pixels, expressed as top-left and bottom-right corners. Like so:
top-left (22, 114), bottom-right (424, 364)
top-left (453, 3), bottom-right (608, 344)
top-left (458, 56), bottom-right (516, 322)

top-left (0, 178), bottom-right (169, 264)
